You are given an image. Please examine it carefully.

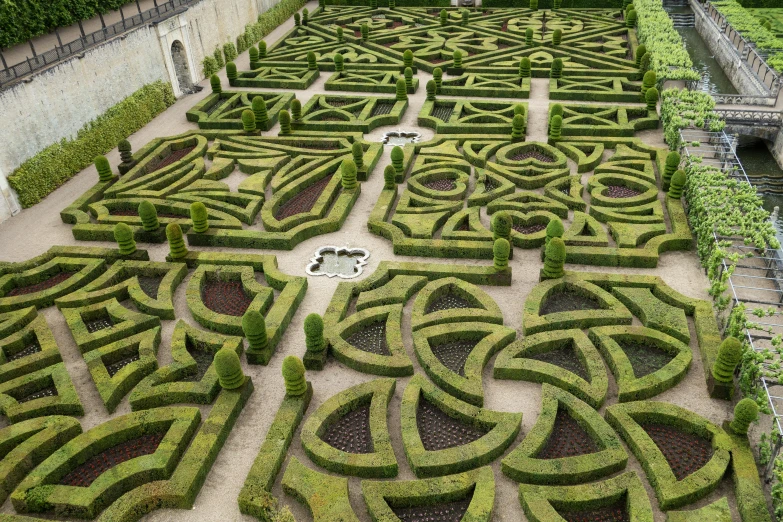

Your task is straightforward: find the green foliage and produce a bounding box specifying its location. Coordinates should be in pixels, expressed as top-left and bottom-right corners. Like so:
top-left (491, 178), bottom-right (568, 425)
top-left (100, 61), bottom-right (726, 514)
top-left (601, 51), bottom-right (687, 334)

top-left (661, 88), bottom-right (724, 149)
top-left (712, 337), bottom-right (742, 383)
top-left (242, 109), bottom-right (257, 133)
top-left (493, 238), bottom-right (510, 271)
top-left (453, 50), bottom-right (463, 68)
top-left (294, 12), bottom-right (301, 26)
top-left (492, 212), bottom-right (512, 241)
top-left (391, 146), bottom-right (405, 174)
top-left (549, 114), bottom-right (563, 140)
top-left (404, 67), bottom-right (413, 89)
top-left (242, 310), bottom-right (269, 352)
top-left (552, 28), bottom-right (562, 45)
top-left (526, 27), bottom-right (534, 46)
top-left (462, 9), bottom-right (470, 25)
top-left (337, 27), bottom-right (344, 42)
top-left (396, 78), bottom-right (408, 101)
top-left (551, 58), bottom-right (563, 79)
top-left (553, 0), bottom-right (562, 8)
top-left (361, 23), bottom-right (370, 41)
top-left (304, 314), bottom-right (326, 353)
top-left (214, 47), bottom-right (225, 68)
top-left (249, 46), bottom-right (259, 62)
top-left (530, 0), bottom-right (539, 10)
top-left (282, 356), bottom-right (307, 396)
top-left (519, 57), bottom-right (531, 77)
top-left (227, 61), bottom-right (238, 81)
top-left (113, 223), bottom-right (136, 256)
top-left (712, 0), bottom-right (783, 51)
top-left (279, 110), bottom-right (292, 135)
top-left (389, 0), bottom-right (396, 8)
top-left (426, 80), bottom-right (437, 101)
top-left (190, 202), bottom-right (209, 233)
top-left (440, 9), bottom-right (448, 25)
top-left (663, 151), bottom-right (680, 190)
top-left (334, 52), bottom-right (344, 71)
top-left (302, 7), bottom-right (309, 25)
top-left (384, 165), bottom-right (397, 189)
top-left (634, 0), bottom-right (699, 81)
top-left (259, 41), bottom-right (267, 58)
top-left (635, 44), bottom-right (647, 67)
top-left (117, 139), bottom-right (134, 163)
top-left (202, 56), bottom-right (219, 79)
top-left (290, 99), bottom-right (302, 121)
top-left (730, 398), bottom-right (759, 435)
top-left (224, 42), bottom-right (238, 63)
top-left (252, 96), bottom-right (269, 125)
top-left (512, 114), bottom-right (525, 140)
top-left (307, 51), bottom-right (317, 70)
top-left (433, 67), bottom-right (443, 92)
top-left (543, 237), bottom-right (566, 278)
top-left (645, 87), bottom-right (659, 111)
top-left (371, 0), bottom-right (377, 7)
top-left (210, 74), bottom-right (222, 94)
top-left (639, 52), bottom-right (651, 73)
top-left (626, 8), bottom-right (637, 26)
top-left (403, 49), bottom-right (414, 68)
top-left (545, 217), bottom-right (564, 246)
top-left (237, 34), bottom-right (248, 54)
top-left (215, 348), bottom-right (245, 390)
top-left (166, 223), bottom-right (188, 260)
top-left (352, 142), bottom-right (365, 170)
top-left (668, 169), bottom-right (685, 198)
top-left (95, 155), bottom-right (113, 182)
top-left (341, 159), bottom-right (359, 191)
top-left (641, 70), bottom-right (656, 100)
top-left (138, 200), bottom-right (159, 232)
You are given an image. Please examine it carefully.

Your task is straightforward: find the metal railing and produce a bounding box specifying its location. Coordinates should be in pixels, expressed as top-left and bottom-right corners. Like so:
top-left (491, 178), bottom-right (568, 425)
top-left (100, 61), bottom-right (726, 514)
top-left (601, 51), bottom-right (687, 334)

top-left (0, 0), bottom-right (199, 88)
top-left (703, 1), bottom-right (782, 98)
top-left (679, 129), bottom-right (748, 180)
top-left (715, 108), bottom-right (783, 126)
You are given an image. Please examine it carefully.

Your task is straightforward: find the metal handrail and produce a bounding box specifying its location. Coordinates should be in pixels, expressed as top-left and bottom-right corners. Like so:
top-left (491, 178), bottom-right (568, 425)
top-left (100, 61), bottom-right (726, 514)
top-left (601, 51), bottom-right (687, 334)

top-left (0, 0), bottom-right (199, 89)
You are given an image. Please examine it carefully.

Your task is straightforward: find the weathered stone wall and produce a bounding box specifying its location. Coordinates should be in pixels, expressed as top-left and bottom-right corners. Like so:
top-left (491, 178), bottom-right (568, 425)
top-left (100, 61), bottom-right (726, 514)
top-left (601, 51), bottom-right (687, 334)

top-left (0, 0), bottom-right (284, 223)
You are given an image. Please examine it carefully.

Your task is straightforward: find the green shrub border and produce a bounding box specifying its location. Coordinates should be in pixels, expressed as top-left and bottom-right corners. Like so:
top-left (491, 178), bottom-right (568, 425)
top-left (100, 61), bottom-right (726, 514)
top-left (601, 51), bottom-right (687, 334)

top-left (0, 363), bottom-right (84, 423)
top-left (282, 456), bottom-right (360, 522)
top-left (0, 313), bottom-right (62, 386)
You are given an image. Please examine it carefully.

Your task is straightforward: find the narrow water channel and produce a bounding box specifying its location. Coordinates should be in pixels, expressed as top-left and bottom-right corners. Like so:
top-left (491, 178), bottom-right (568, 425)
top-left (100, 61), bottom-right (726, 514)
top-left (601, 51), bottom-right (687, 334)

top-left (736, 142), bottom-right (783, 240)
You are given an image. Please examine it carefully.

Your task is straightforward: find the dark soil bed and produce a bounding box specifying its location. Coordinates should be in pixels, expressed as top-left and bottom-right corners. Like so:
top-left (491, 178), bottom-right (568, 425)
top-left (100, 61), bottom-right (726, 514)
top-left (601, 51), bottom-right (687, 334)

top-left (182, 337), bottom-right (215, 382)
top-left (430, 340), bottom-right (477, 377)
top-left (6, 271), bottom-right (76, 296)
top-left (639, 423), bottom-right (714, 480)
top-left (620, 341), bottom-right (674, 378)
top-left (106, 353), bottom-right (141, 377)
top-left (392, 494), bottom-right (473, 522)
top-left (321, 403), bottom-right (372, 454)
top-left (346, 321), bottom-right (390, 355)
top-left (426, 292), bottom-right (473, 314)
top-left (275, 176), bottom-right (332, 220)
top-left (604, 185), bottom-right (642, 198)
top-left (536, 408), bottom-right (598, 459)
top-left (423, 179), bottom-right (457, 191)
top-left (147, 146), bottom-right (195, 172)
top-left (137, 275), bottom-right (163, 299)
top-left (202, 280), bottom-right (253, 317)
top-left (15, 385), bottom-right (57, 404)
top-left (417, 395), bottom-right (488, 451)
top-left (511, 150), bottom-right (555, 162)
top-left (85, 310), bottom-right (114, 333)
top-left (513, 223), bottom-right (546, 234)
top-left (526, 344), bottom-right (589, 381)
top-left (540, 291), bottom-right (603, 315)
top-left (557, 496), bottom-right (629, 522)
top-left (7, 339), bottom-right (41, 362)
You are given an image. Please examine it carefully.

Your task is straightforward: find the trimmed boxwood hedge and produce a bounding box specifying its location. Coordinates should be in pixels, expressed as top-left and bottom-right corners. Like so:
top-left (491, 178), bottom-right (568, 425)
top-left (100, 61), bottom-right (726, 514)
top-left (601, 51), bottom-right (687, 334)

top-left (0, 363), bottom-right (84, 423)
top-left (282, 456), bottom-right (360, 522)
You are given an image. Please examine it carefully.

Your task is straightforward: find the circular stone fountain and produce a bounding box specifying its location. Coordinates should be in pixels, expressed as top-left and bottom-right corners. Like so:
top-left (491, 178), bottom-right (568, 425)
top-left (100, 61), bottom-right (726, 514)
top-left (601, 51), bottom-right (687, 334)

top-left (382, 130), bottom-right (422, 146)
top-left (306, 246), bottom-right (370, 279)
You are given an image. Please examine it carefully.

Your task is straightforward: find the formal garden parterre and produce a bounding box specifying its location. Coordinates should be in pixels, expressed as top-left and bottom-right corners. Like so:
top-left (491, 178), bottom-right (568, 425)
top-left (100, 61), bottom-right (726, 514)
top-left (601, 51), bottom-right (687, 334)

top-left (0, 1), bottom-right (779, 521)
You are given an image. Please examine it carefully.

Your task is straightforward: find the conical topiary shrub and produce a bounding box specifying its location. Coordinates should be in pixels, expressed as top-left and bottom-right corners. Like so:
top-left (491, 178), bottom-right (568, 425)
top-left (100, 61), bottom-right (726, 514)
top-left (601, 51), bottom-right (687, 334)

top-left (730, 398), bottom-right (758, 436)
top-left (305, 314), bottom-right (326, 353)
top-left (341, 159), bottom-right (358, 191)
top-left (639, 52), bottom-right (651, 73)
top-left (384, 165), bottom-right (397, 189)
top-left (95, 156), bottom-right (114, 182)
top-left (302, 7), bottom-right (309, 25)
top-left (279, 110), bottom-right (292, 135)
top-left (249, 46), bottom-right (258, 62)
top-left (519, 57), bottom-right (531, 78)
top-left (252, 96), bottom-right (269, 126)
top-left (645, 87), bottom-right (659, 112)
top-left (462, 9), bottom-right (469, 26)
top-left (166, 223), bottom-right (188, 259)
top-left (404, 67), bottom-right (413, 90)
top-left (512, 114), bottom-right (525, 141)
top-left (493, 238), bottom-right (510, 271)
top-left (242, 310), bottom-right (268, 353)
top-left (426, 80), bottom-right (436, 101)
top-left (668, 169), bottom-right (685, 199)
top-left (453, 50), bottom-right (463, 69)
top-left (190, 202), bottom-right (209, 233)
top-left (626, 9), bottom-right (637, 27)
top-left (114, 223), bottom-right (136, 255)
top-left (663, 151), bottom-right (680, 191)
top-left (635, 44), bottom-right (646, 67)
top-left (307, 51), bottom-right (317, 71)
top-left (440, 9), bottom-right (448, 26)
top-left (242, 109), bottom-right (256, 133)
top-left (290, 99), bottom-right (302, 121)
top-left (361, 23), bottom-right (369, 41)
top-left (210, 74), bottom-right (221, 94)
top-left (215, 348), bottom-right (245, 390)
top-left (138, 201), bottom-right (159, 232)
top-left (550, 58), bottom-right (563, 79)
top-left (712, 337), bottom-right (742, 383)
top-left (433, 68), bottom-right (443, 93)
top-left (403, 49), bottom-right (414, 69)
top-left (530, 0), bottom-right (538, 10)
top-left (337, 27), bottom-right (344, 42)
top-left (259, 41), bottom-right (267, 58)
top-left (352, 142), bottom-right (365, 170)
top-left (391, 146), bottom-right (404, 175)
top-left (549, 114), bottom-right (562, 141)
top-left (545, 216), bottom-right (564, 248)
top-left (552, 28), bottom-right (562, 45)
top-left (525, 27), bottom-right (534, 46)
top-left (334, 53), bottom-right (344, 72)
top-left (543, 237), bottom-right (566, 278)
top-left (227, 61), bottom-right (237, 81)
top-left (282, 355), bottom-right (307, 396)
top-left (553, 0), bottom-right (562, 8)
top-left (294, 12), bottom-right (300, 26)
top-left (641, 70), bottom-right (656, 101)
top-left (492, 212), bottom-right (512, 242)
top-left (119, 139), bottom-right (133, 163)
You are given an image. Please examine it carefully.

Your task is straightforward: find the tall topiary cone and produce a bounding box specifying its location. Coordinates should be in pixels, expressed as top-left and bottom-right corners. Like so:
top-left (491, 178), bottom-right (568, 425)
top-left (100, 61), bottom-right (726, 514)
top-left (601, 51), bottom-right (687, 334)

top-left (215, 349), bottom-right (245, 390)
top-left (514, 104), bottom-right (526, 116)
top-left (635, 44), bottom-right (646, 67)
top-left (668, 169), bottom-right (685, 199)
top-left (118, 139), bottom-right (133, 163)
top-left (663, 151), bottom-right (680, 191)
top-left (462, 9), bottom-right (469, 26)
top-left (302, 7), bottom-right (309, 25)
top-left (639, 52), bottom-right (651, 73)
top-left (553, 0), bottom-right (562, 8)
top-left (138, 200), bottom-right (159, 232)
top-left (519, 57), bottom-right (531, 78)
top-left (242, 109), bottom-right (256, 133)
top-left (389, 0), bottom-right (395, 8)
top-left (259, 41), bottom-right (267, 58)
top-left (361, 23), bottom-right (369, 41)
top-left (404, 67), bottom-right (413, 90)
top-left (291, 99), bottom-right (302, 121)
top-left (426, 80), bottom-right (436, 101)
top-left (552, 28), bottom-right (562, 45)
top-left (492, 212), bottom-right (512, 242)
top-left (453, 50), bottom-right (463, 69)
top-left (403, 49), bottom-right (414, 69)
top-left (337, 27), bottom-right (344, 42)
top-left (641, 70), bottom-right (656, 101)
top-left (440, 9), bottom-right (448, 26)
top-left (279, 110), bottom-right (292, 135)
top-left (433, 68), bottom-right (443, 93)
top-left (645, 87), bottom-right (659, 112)
top-left (294, 12), bottom-right (300, 26)
top-left (210, 74), bottom-right (222, 94)
top-left (543, 237), bottom-right (566, 278)
top-left (530, 0), bottom-right (538, 10)
top-left (391, 146), bottom-right (404, 175)
top-left (549, 115), bottom-right (563, 141)
top-left (525, 27), bottom-right (534, 46)
top-left (95, 156), bottom-right (114, 182)
top-left (550, 58), bottom-right (563, 79)
top-left (305, 314), bottom-right (326, 353)
top-left (242, 310), bottom-right (268, 353)
top-left (227, 62), bottom-right (237, 81)
top-left (493, 238), bottom-right (510, 271)
top-left (341, 159), bottom-right (358, 191)
top-left (712, 337), bottom-right (742, 383)
top-left (307, 51), bottom-right (317, 71)
top-left (626, 9), bottom-right (637, 27)
top-left (351, 142), bottom-right (364, 170)
top-left (370, 0), bottom-right (377, 8)
top-left (334, 53), bottom-right (344, 72)
top-left (282, 355), bottom-right (307, 396)
top-left (190, 202), bottom-right (209, 233)
top-left (384, 165), bottom-right (397, 189)
top-left (730, 398), bottom-right (758, 436)
top-left (511, 114), bottom-right (525, 141)
top-left (166, 223), bottom-right (188, 259)
top-left (249, 46), bottom-right (258, 62)
top-left (114, 223), bottom-right (136, 255)
top-left (545, 216), bottom-right (564, 247)
top-left (252, 96), bottom-right (269, 126)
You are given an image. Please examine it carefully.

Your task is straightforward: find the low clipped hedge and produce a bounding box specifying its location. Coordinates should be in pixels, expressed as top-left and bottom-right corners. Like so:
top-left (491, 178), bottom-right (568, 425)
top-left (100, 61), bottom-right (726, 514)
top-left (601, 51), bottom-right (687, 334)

top-left (0, 363), bottom-right (84, 422)
top-left (9, 81), bottom-right (175, 208)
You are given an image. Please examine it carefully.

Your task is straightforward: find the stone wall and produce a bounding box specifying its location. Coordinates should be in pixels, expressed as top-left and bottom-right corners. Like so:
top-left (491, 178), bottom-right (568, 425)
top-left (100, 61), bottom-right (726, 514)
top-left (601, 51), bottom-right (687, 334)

top-left (0, 0), bottom-right (284, 223)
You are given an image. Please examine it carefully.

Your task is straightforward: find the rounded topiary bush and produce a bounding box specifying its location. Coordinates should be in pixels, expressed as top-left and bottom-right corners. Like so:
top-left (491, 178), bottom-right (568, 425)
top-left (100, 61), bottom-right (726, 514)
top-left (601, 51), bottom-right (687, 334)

top-left (730, 398), bottom-right (759, 436)
top-left (190, 202), bottom-right (209, 233)
top-left (645, 87), bottom-right (659, 111)
top-left (626, 9), bottom-right (637, 27)
top-left (290, 99), bottom-right (302, 121)
top-left (712, 337), bottom-right (742, 383)
top-left (337, 27), bottom-right (344, 42)
top-left (259, 41), bottom-right (267, 58)
top-left (294, 12), bottom-right (301, 26)
top-left (389, 0), bottom-right (396, 8)
top-left (426, 80), bottom-right (436, 101)
top-left (635, 44), bottom-right (646, 67)
top-left (668, 169), bottom-right (686, 199)
top-left (341, 159), bottom-right (358, 191)
top-left (391, 146), bottom-right (404, 174)
top-left (242, 109), bottom-right (256, 133)
top-left (166, 223), bottom-right (188, 259)
top-left (530, 0), bottom-right (538, 10)
top-left (433, 67), bottom-right (443, 92)
top-left (514, 104), bottom-right (526, 116)
top-left (243, 310), bottom-right (268, 352)
top-left (639, 52), bottom-right (651, 73)
top-left (334, 53), bottom-right (344, 72)
top-left (352, 142), bottom-right (364, 170)
top-left (361, 23), bottom-right (369, 41)
top-left (525, 27), bottom-right (534, 46)
top-left (370, 0), bottom-right (377, 8)
top-left (404, 67), bottom-right (413, 89)
top-left (227, 62), bottom-right (237, 81)
top-left (545, 216), bottom-right (564, 246)
top-left (384, 165), bottom-right (397, 189)
top-left (462, 9), bottom-right (469, 26)
top-left (282, 355), bottom-right (307, 396)
top-left (549, 114), bottom-right (563, 141)
top-left (543, 237), bottom-right (566, 278)
top-left (403, 49), bottom-right (414, 69)
top-left (305, 314), bottom-right (326, 353)
top-left (550, 58), bottom-right (563, 79)
top-left (493, 238), bottom-right (510, 271)
top-left (492, 212), bottom-right (512, 242)
top-left (512, 114), bottom-right (525, 140)
top-left (215, 349), bottom-right (245, 390)
top-left (210, 74), bottom-right (222, 94)
top-left (307, 51), bottom-right (317, 71)
top-left (641, 70), bottom-right (656, 100)
top-left (118, 139), bottom-right (132, 163)
top-left (114, 223), bottom-right (136, 255)
top-left (519, 57), bottom-right (531, 78)
top-left (663, 151), bottom-right (680, 190)
top-left (552, 29), bottom-right (562, 45)
top-left (252, 97), bottom-right (269, 125)
top-left (553, 0), bottom-right (562, 8)
top-left (302, 8), bottom-right (309, 25)
top-left (396, 78), bottom-right (408, 101)
top-left (95, 156), bottom-right (113, 182)
top-left (440, 9), bottom-right (448, 26)
top-left (279, 110), bottom-right (292, 135)
top-left (249, 46), bottom-right (258, 62)
top-left (453, 50), bottom-right (463, 69)
top-left (138, 200), bottom-right (159, 232)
